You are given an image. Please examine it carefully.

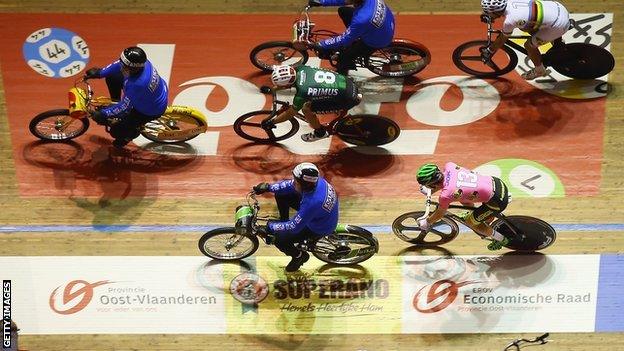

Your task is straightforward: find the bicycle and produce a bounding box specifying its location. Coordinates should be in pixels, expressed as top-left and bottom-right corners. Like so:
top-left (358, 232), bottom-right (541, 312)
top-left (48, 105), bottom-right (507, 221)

top-left (452, 15), bottom-right (615, 79)
top-left (198, 192), bottom-right (379, 265)
top-left (233, 86), bottom-right (400, 146)
top-left (249, 5), bottom-right (431, 78)
top-left (392, 187), bottom-right (556, 252)
top-left (29, 78), bottom-right (208, 143)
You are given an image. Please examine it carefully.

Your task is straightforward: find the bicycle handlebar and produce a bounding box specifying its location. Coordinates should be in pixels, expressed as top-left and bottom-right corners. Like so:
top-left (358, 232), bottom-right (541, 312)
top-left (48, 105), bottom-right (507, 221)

top-left (481, 13), bottom-right (502, 47)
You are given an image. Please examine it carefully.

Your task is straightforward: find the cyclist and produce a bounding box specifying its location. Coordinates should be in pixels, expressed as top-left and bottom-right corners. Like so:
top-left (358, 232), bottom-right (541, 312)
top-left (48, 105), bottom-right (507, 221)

top-left (263, 64), bottom-right (362, 142)
top-left (83, 46), bottom-right (168, 148)
top-left (416, 162), bottom-right (511, 251)
top-left (252, 162), bottom-right (339, 272)
top-left (305, 0), bottom-right (395, 75)
top-left (480, 0), bottom-right (570, 80)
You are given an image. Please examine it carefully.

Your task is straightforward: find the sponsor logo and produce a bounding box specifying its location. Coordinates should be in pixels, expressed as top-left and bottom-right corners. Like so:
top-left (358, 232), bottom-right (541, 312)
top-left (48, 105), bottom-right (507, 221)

top-left (228, 271), bottom-right (389, 315)
top-left (412, 279), bottom-right (479, 313)
top-left (306, 87), bottom-right (339, 97)
top-left (50, 279), bottom-right (219, 315)
top-left (49, 280), bottom-right (113, 315)
top-left (371, 0), bottom-right (387, 28)
top-left (322, 184), bottom-right (337, 212)
top-left (230, 273), bottom-right (269, 305)
top-left (412, 278), bottom-right (594, 314)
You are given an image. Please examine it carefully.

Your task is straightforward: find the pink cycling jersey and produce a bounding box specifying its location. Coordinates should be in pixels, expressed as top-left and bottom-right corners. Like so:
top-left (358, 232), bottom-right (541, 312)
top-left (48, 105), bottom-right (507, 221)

top-left (438, 162), bottom-right (494, 210)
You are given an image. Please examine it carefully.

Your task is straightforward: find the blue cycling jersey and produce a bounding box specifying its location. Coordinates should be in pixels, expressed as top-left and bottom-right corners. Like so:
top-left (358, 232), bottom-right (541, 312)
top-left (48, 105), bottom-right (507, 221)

top-left (267, 178), bottom-right (339, 238)
top-left (319, 0), bottom-right (395, 49)
top-left (99, 60), bottom-right (168, 117)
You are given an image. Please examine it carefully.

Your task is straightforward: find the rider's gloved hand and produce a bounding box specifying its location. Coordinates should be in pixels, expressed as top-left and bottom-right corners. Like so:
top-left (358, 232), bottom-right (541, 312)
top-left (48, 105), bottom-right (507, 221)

top-left (84, 67), bottom-right (102, 79)
top-left (261, 119), bottom-right (276, 130)
top-left (480, 13), bottom-right (491, 23)
top-left (308, 0), bottom-right (323, 7)
top-left (91, 110), bottom-right (109, 126)
top-left (419, 185), bottom-right (429, 195)
top-left (256, 224), bottom-right (275, 244)
top-left (418, 218), bottom-right (430, 231)
top-left (253, 182), bottom-right (270, 194)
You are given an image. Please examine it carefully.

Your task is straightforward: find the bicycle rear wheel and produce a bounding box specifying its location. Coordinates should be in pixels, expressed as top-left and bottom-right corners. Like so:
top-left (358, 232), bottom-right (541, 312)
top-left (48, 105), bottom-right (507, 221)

top-left (311, 225), bottom-right (378, 265)
top-left (366, 40), bottom-right (431, 77)
top-left (491, 215), bottom-right (556, 252)
top-left (233, 110), bottom-right (300, 143)
top-left (452, 40), bottom-right (518, 78)
top-left (334, 114), bottom-right (400, 146)
top-left (141, 111), bottom-right (206, 143)
top-left (547, 43), bottom-right (615, 79)
top-left (392, 211), bottom-right (459, 246)
top-left (29, 109), bottom-right (90, 141)
top-left (249, 41), bottom-right (309, 72)
top-left (198, 227), bottom-right (259, 260)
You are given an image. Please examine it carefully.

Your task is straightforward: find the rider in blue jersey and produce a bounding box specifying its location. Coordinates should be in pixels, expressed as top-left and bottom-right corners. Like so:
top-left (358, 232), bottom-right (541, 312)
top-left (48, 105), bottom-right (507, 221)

top-left (308, 0), bottom-right (395, 74)
top-left (84, 46), bottom-right (168, 148)
top-left (253, 162), bottom-right (340, 272)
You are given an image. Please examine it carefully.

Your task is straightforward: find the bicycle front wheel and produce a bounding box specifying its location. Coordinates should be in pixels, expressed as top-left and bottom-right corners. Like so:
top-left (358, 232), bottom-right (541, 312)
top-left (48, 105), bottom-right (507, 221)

top-left (392, 211), bottom-right (460, 246)
top-left (366, 40), bottom-right (431, 77)
top-left (233, 110), bottom-right (300, 143)
top-left (452, 40), bottom-right (518, 78)
top-left (29, 109), bottom-right (90, 141)
top-left (491, 215), bottom-right (556, 252)
top-left (249, 41), bottom-right (309, 72)
top-left (198, 227), bottom-right (259, 260)
top-left (334, 114), bottom-right (400, 146)
top-left (311, 225), bottom-right (378, 265)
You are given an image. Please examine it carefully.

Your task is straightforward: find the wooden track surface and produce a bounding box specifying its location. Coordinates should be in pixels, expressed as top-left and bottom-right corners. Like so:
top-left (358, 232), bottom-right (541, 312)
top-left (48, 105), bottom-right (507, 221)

top-left (0, 0), bottom-right (622, 350)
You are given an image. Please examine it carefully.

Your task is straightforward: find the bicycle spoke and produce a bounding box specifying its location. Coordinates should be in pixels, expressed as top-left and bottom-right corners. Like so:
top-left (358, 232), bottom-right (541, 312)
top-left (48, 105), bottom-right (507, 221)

top-left (240, 121), bottom-right (262, 127)
top-left (485, 59), bottom-right (501, 71)
top-left (400, 224), bottom-right (421, 232)
top-left (429, 228), bottom-right (448, 237)
top-left (413, 231), bottom-right (428, 242)
top-left (460, 55), bottom-right (483, 62)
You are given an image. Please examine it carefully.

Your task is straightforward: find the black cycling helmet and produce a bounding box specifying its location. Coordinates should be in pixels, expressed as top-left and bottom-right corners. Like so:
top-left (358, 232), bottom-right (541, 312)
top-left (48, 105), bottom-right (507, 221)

top-left (120, 46), bottom-right (147, 68)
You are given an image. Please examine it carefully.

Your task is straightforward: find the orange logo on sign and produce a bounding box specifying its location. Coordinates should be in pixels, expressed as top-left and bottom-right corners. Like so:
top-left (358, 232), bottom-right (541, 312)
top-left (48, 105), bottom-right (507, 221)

top-left (412, 279), bottom-right (479, 313)
top-left (49, 280), bottom-right (112, 315)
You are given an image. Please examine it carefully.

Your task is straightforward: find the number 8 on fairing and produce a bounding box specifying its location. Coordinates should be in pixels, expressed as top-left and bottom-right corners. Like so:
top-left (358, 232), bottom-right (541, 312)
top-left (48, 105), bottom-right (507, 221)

top-left (314, 71), bottom-right (336, 84)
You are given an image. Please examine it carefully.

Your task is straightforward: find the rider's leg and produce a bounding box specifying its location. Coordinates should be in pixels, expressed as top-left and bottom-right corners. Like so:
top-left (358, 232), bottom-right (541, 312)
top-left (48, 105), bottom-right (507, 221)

top-left (274, 192), bottom-right (301, 221)
top-left (522, 18), bottom-right (568, 80)
top-left (109, 110), bottom-right (158, 148)
top-left (473, 177), bottom-right (511, 250)
top-left (300, 102), bottom-right (329, 142)
top-left (338, 6), bottom-right (354, 28)
top-left (336, 41), bottom-right (375, 75)
top-left (273, 230), bottom-right (311, 272)
top-left (104, 71), bottom-right (124, 101)
top-left (522, 39), bottom-right (549, 80)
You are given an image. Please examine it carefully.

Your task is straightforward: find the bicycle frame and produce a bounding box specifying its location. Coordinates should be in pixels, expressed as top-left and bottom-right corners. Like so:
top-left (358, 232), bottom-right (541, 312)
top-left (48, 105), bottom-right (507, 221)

top-left (482, 14), bottom-right (530, 55)
top-left (237, 192), bottom-right (363, 258)
top-left (418, 185), bottom-right (523, 241)
top-left (266, 87), bottom-right (349, 132)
